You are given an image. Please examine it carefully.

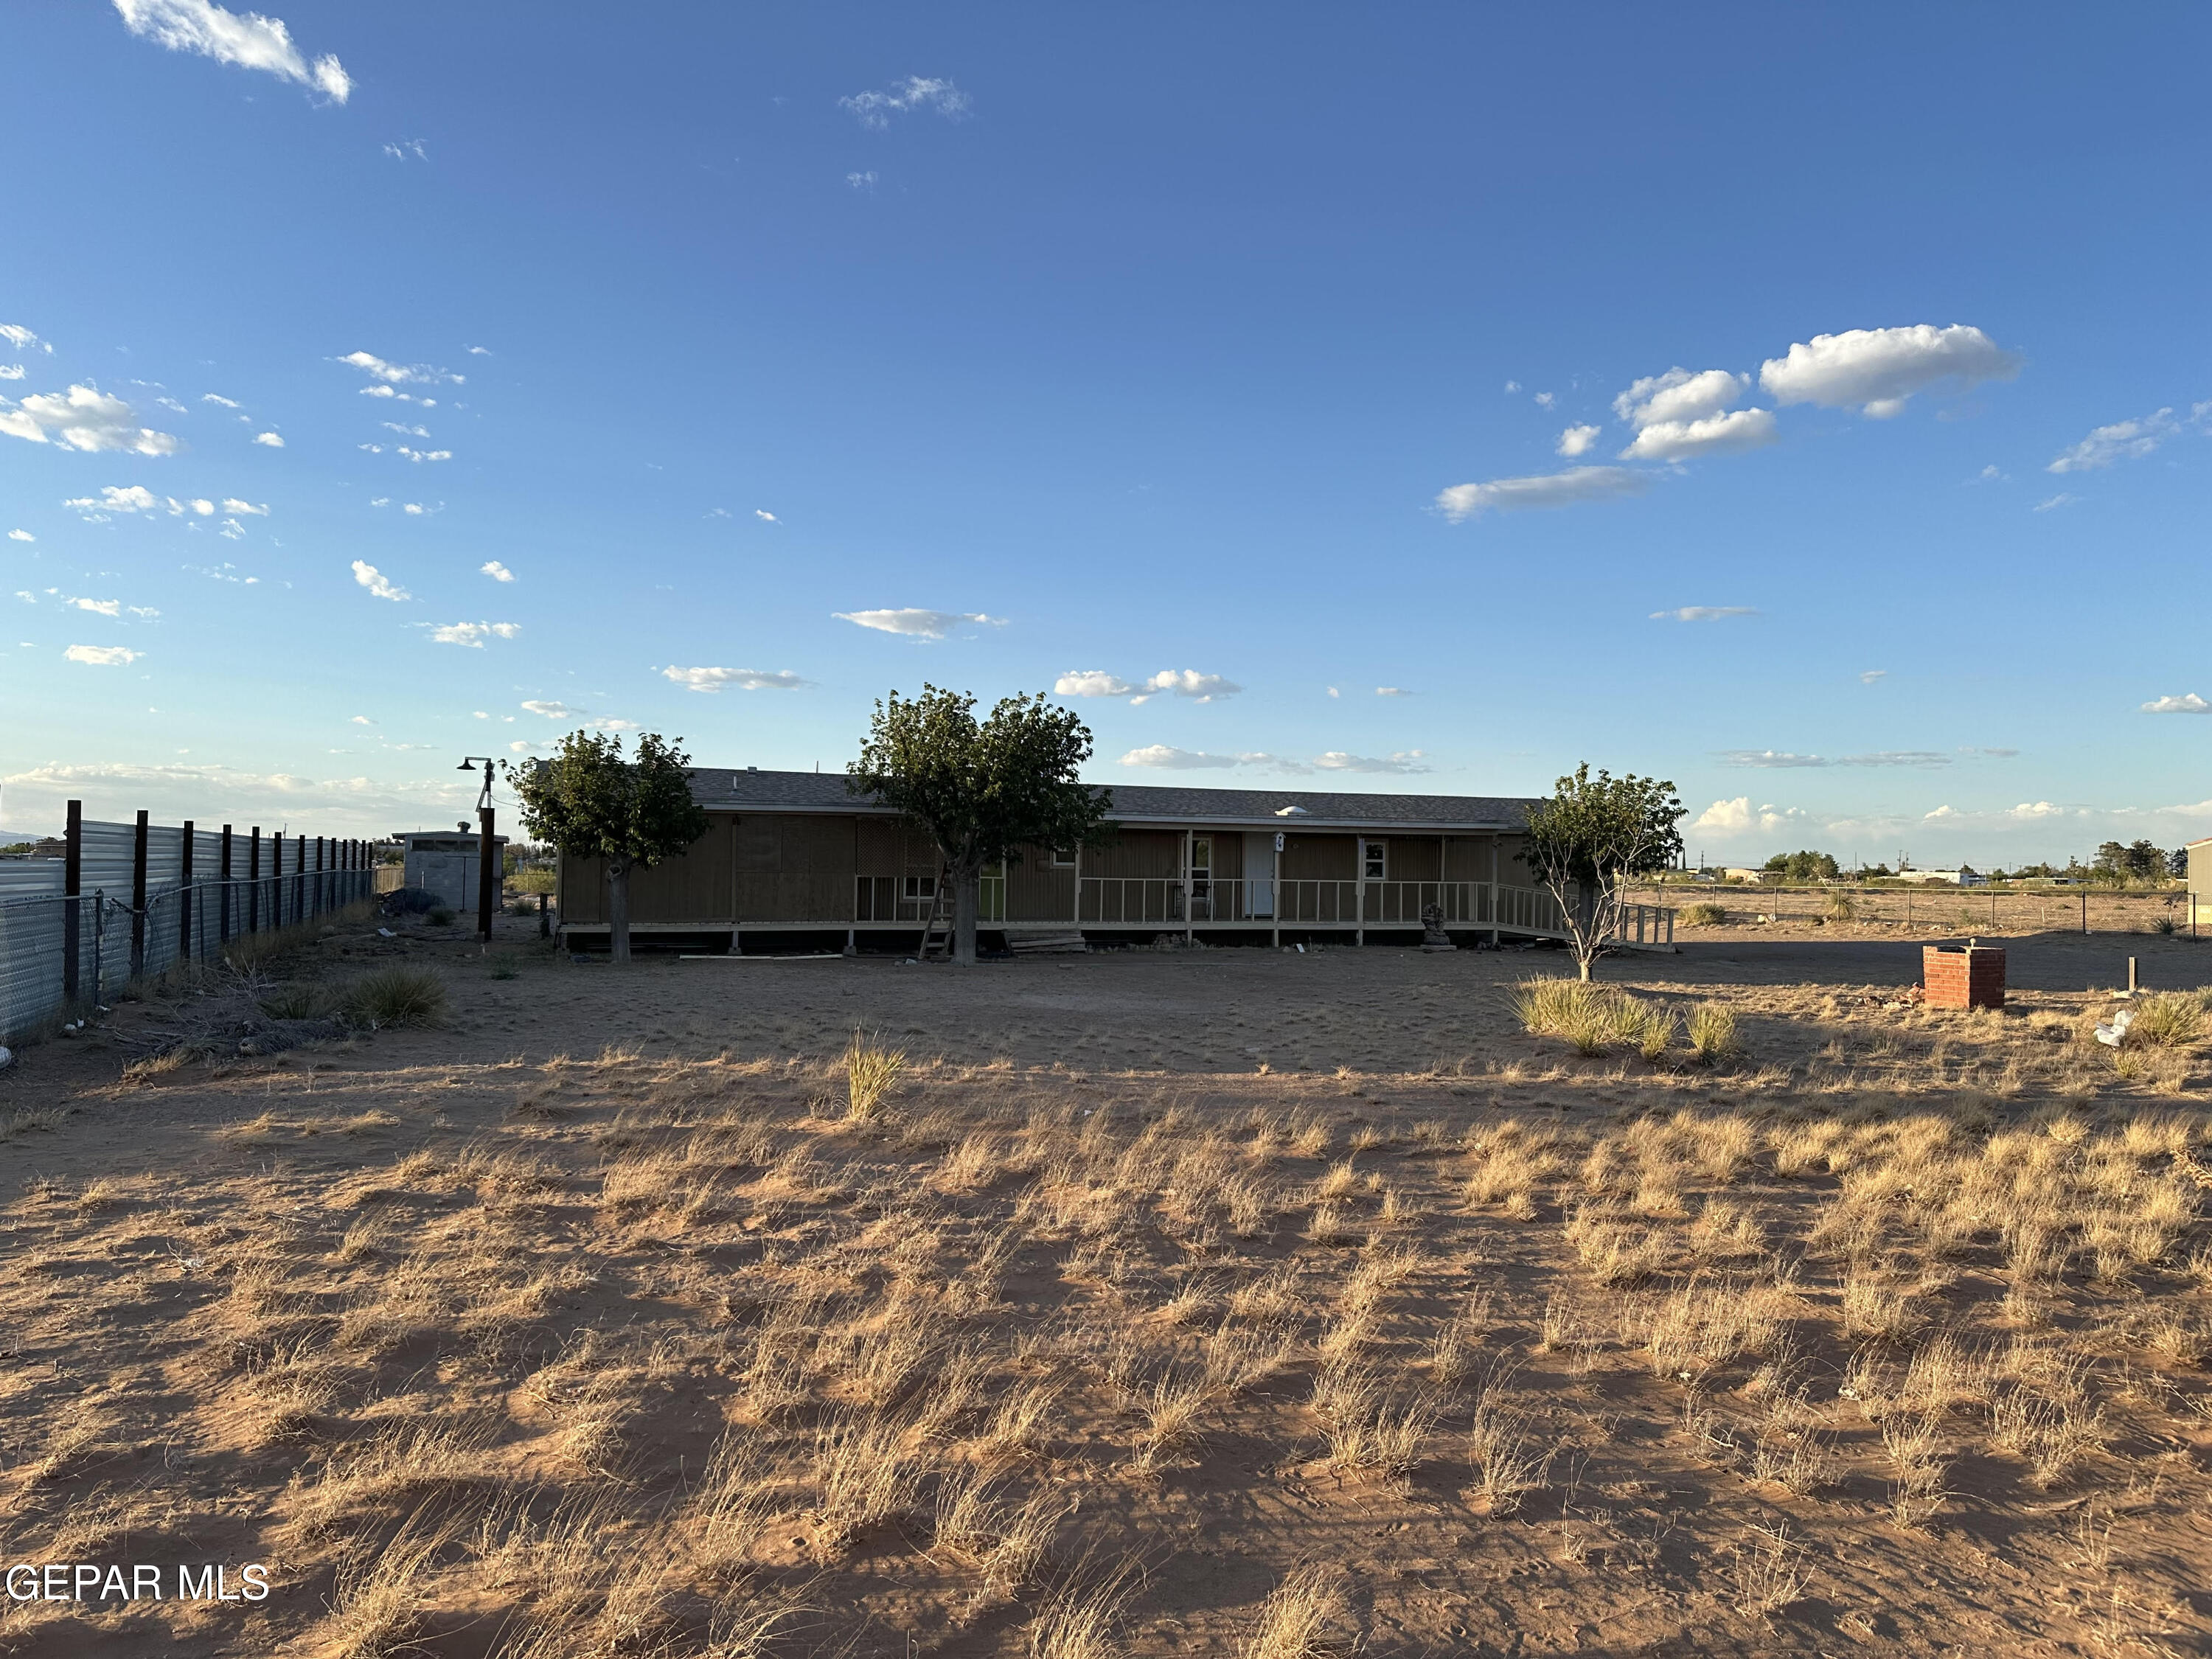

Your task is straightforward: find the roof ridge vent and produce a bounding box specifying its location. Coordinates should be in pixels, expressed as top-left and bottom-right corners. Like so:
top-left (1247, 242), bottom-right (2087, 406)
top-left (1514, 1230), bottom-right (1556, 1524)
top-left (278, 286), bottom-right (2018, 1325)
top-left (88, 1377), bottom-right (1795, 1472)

top-left (1274, 804), bottom-right (1309, 817)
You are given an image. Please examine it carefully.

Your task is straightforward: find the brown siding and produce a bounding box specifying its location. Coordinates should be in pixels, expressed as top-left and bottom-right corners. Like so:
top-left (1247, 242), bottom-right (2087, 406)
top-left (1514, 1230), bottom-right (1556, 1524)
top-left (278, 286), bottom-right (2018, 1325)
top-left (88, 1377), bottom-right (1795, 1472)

top-left (1380, 836), bottom-right (1443, 882)
top-left (1004, 849), bottom-right (1077, 922)
top-left (1280, 833), bottom-right (1356, 880)
top-left (560, 815), bottom-right (735, 925)
top-left (734, 813), bottom-right (863, 922)
top-left (1088, 830), bottom-right (1182, 879)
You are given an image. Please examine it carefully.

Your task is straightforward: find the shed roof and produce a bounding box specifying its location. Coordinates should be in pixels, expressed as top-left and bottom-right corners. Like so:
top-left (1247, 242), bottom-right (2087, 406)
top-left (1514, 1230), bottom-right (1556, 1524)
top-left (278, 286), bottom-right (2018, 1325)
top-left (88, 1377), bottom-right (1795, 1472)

top-left (686, 768), bottom-right (1534, 832)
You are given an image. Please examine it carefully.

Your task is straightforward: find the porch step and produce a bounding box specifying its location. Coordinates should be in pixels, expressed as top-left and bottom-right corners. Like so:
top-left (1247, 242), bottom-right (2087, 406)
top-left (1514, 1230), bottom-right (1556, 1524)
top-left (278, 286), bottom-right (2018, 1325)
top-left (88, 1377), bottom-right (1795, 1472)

top-left (1009, 931), bottom-right (1089, 956)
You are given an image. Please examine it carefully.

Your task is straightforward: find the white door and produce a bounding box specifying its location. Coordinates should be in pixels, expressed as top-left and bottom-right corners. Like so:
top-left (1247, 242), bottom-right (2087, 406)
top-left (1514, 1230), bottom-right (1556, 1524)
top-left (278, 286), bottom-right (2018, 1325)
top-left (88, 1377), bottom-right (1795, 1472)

top-left (1243, 832), bottom-right (1276, 918)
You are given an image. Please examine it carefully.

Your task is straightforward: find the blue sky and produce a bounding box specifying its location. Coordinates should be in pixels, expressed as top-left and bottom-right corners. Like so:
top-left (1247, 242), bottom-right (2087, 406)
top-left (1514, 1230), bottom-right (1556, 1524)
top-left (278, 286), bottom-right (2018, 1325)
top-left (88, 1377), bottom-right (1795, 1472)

top-left (3, 2), bottom-right (2208, 867)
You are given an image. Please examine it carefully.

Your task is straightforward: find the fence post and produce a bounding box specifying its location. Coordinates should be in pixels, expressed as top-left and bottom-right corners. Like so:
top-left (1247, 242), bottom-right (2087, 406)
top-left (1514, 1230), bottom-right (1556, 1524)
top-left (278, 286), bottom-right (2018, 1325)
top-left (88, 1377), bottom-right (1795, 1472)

top-left (220, 826), bottom-right (234, 946)
top-left (130, 809), bottom-right (149, 982)
top-left (248, 827), bottom-right (261, 934)
top-left (62, 799), bottom-right (82, 1004)
top-left (275, 830), bottom-right (288, 931)
top-left (2081, 891), bottom-right (2088, 935)
top-left (179, 818), bottom-right (195, 964)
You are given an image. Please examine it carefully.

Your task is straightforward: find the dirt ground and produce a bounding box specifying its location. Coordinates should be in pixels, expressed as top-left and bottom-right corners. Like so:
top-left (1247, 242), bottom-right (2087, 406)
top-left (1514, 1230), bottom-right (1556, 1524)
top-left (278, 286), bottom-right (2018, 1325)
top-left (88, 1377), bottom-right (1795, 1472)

top-left (2, 914), bottom-right (2210, 1657)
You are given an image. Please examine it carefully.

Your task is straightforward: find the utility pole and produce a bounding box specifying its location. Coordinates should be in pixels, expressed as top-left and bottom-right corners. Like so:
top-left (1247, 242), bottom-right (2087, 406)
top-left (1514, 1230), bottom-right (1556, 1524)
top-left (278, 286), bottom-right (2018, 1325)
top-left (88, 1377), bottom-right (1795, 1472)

top-left (458, 757), bottom-right (497, 945)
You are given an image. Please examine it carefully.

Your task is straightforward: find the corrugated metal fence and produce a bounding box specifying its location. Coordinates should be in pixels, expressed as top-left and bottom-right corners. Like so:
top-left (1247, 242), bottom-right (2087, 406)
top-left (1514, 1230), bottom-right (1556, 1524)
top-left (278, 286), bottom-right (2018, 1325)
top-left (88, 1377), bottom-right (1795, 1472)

top-left (0, 801), bottom-right (382, 1043)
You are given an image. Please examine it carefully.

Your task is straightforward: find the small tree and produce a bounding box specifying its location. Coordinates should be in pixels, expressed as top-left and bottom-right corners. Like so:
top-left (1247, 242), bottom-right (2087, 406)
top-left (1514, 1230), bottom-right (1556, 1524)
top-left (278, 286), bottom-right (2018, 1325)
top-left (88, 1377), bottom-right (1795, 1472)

top-left (504, 731), bottom-right (707, 963)
top-left (848, 686), bottom-right (1110, 966)
top-left (1522, 764), bottom-right (1684, 981)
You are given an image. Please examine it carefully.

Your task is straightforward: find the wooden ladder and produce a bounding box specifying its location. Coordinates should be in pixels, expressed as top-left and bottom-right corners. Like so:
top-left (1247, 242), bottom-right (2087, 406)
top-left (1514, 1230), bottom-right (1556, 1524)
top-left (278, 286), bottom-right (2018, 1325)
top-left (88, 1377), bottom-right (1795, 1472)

top-left (917, 868), bottom-right (953, 961)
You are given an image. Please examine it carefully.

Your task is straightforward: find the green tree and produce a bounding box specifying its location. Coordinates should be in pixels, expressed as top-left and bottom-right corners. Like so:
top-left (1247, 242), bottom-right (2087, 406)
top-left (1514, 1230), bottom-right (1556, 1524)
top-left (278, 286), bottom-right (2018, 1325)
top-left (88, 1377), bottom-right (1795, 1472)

top-left (1762, 849), bottom-right (1841, 883)
top-left (849, 686), bottom-right (1110, 966)
top-left (1522, 764), bottom-right (1685, 981)
top-left (504, 731), bottom-right (708, 964)
top-left (2124, 838), bottom-right (2165, 883)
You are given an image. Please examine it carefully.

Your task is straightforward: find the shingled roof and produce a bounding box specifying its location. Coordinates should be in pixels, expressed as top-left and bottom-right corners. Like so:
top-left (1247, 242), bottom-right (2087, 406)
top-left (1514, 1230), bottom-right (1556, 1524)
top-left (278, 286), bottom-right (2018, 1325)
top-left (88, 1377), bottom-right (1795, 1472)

top-left (686, 768), bottom-right (1533, 832)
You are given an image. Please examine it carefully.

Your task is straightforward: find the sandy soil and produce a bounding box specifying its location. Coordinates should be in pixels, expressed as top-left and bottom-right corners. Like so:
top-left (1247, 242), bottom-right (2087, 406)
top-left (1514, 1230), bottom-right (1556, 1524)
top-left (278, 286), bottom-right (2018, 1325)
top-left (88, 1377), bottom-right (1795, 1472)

top-left (1, 915), bottom-right (2209, 1657)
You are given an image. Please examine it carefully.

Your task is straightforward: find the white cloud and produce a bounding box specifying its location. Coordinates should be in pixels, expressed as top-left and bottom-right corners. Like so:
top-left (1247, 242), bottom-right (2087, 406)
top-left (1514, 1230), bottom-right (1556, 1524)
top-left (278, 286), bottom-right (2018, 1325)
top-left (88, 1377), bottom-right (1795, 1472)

top-left (834, 608), bottom-right (1004, 639)
top-left (1923, 804), bottom-right (1958, 821)
top-left (114, 0), bottom-right (350, 101)
top-left (1692, 796), bottom-right (1808, 834)
top-left (64, 644), bottom-right (141, 666)
top-left (2047, 408), bottom-right (2179, 473)
top-left (0, 367), bottom-right (23, 381)
top-left (0, 325), bottom-right (49, 355)
top-left (846, 171), bottom-right (879, 190)
top-left (383, 139), bottom-right (428, 161)
top-left (1, 386), bottom-right (182, 455)
top-left (1055, 671), bottom-right (1137, 698)
top-left (128, 605), bottom-right (159, 618)
top-left (1312, 751), bottom-right (1430, 774)
top-left (251, 430), bottom-right (283, 447)
top-left (521, 700), bottom-right (577, 718)
top-left (184, 561), bottom-right (257, 584)
top-left (69, 597), bottom-right (122, 616)
top-left (1534, 392), bottom-right (1555, 408)
top-left (1651, 605), bottom-right (1756, 622)
top-left (1860, 669), bottom-right (1887, 684)
top-left (63, 484), bottom-right (162, 518)
top-left (1119, 745), bottom-right (1245, 770)
top-left (201, 393), bottom-right (239, 408)
top-left (349, 714), bottom-right (372, 726)
top-left (7, 529), bottom-right (32, 542)
top-left (350, 560), bottom-right (408, 602)
top-left (383, 422), bottom-right (430, 437)
top-left (396, 446), bottom-right (451, 463)
top-left (1758, 324), bottom-right (2019, 416)
top-left (755, 509), bottom-right (777, 522)
top-left (1719, 748), bottom-right (1954, 768)
top-left (402, 501), bottom-right (433, 515)
top-left (1503, 381), bottom-right (1520, 394)
top-left (1326, 686), bottom-right (1340, 698)
top-left (660, 665), bottom-right (807, 692)
top-left (155, 395), bottom-right (187, 413)
top-left (1435, 466), bottom-right (1647, 521)
top-left (839, 76), bottom-right (971, 129)
top-left (338, 351), bottom-right (462, 387)
top-left (1374, 686), bottom-right (1408, 697)
top-left (1142, 669), bottom-right (1240, 703)
top-left (223, 497), bottom-right (267, 515)
top-left (425, 621), bottom-right (520, 647)
top-left (2143, 692), bottom-right (2211, 714)
top-left (1619, 407), bottom-right (1777, 462)
top-left (481, 560), bottom-right (515, 582)
top-left (2010, 801), bottom-right (2065, 819)
top-left (1555, 423), bottom-right (1601, 457)
top-left (2032, 493), bottom-right (2080, 512)
top-left (218, 518), bottom-right (246, 539)
top-left (1613, 368), bottom-right (1747, 429)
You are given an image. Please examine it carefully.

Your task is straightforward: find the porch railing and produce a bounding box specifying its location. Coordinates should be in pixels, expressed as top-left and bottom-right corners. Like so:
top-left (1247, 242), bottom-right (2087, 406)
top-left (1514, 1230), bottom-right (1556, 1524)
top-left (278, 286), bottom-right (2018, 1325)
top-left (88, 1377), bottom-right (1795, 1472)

top-left (1074, 877), bottom-right (1568, 936)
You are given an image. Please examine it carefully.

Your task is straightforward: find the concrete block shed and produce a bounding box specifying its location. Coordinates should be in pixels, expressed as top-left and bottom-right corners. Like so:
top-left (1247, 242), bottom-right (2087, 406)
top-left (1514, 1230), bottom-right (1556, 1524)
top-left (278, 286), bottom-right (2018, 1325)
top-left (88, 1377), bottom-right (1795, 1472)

top-left (399, 830), bottom-right (507, 911)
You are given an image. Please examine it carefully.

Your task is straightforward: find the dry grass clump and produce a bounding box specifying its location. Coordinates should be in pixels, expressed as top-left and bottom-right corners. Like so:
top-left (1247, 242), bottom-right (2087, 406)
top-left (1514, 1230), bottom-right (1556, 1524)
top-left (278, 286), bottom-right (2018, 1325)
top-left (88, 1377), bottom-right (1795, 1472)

top-left (1686, 1002), bottom-right (1741, 1065)
top-left (1677, 900), bottom-right (1728, 927)
top-left (341, 964), bottom-right (448, 1029)
top-left (2126, 992), bottom-right (2205, 1048)
top-left (843, 1032), bottom-right (908, 1120)
top-left (1514, 978), bottom-right (1680, 1061)
top-left (1239, 1562), bottom-right (1357, 1658)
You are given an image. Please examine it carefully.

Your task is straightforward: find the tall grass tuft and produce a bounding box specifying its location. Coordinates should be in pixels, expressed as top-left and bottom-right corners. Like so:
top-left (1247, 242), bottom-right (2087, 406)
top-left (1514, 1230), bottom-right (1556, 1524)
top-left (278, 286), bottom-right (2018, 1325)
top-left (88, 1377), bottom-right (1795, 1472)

top-left (1823, 890), bottom-right (1856, 922)
top-left (1686, 1002), bottom-right (1741, 1065)
top-left (2126, 992), bottom-right (2204, 1048)
top-left (844, 1033), bottom-right (908, 1121)
top-left (260, 981), bottom-right (335, 1021)
top-left (1678, 901), bottom-right (1727, 927)
top-left (341, 966), bottom-right (448, 1029)
top-left (1515, 978), bottom-right (1676, 1062)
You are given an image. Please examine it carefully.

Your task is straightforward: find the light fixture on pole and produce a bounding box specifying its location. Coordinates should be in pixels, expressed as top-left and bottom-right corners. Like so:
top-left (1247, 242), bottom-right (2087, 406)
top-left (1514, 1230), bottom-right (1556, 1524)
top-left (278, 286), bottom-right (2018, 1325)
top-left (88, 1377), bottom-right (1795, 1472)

top-left (458, 757), bottom-right (498, 945)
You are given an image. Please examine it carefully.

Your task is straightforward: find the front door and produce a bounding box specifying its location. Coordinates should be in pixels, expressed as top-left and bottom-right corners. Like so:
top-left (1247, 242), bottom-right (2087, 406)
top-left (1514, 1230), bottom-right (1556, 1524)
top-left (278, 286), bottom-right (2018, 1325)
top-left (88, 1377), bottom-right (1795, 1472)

top-left (1243, 832), bottom-right (1276, 918)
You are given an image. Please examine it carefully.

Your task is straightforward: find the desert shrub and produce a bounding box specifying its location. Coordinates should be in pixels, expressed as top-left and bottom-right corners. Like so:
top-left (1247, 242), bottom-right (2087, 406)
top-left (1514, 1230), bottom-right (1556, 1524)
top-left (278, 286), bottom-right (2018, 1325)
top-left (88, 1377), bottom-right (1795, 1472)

top-left (1823, 890), bottom-right (1856, 922)
top-left (844, 1034), bottom-right (907, 1120)
top-left (2151, 915), bottom-right (2177, 936)
top-left (260, 981), bottom-right (335, 1021)
top-left (2126, 992), bottom-right (2203, 1048)
top-left (341, 966), bottom-right (448, 1029)
top-left (425, 906), bottom-right (457, 927)
top-left (1678, 901), bottom-right (1727, 927)
top-left (1687, 1002), bottom-right (1741, 1065)
top-left (1517, 980), bottom-right (1674, 1062)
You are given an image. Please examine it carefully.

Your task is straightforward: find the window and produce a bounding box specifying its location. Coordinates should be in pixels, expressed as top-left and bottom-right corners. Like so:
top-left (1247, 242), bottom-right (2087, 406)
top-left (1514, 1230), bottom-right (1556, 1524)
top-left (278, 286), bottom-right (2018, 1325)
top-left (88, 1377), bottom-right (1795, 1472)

top-left (1362, 838), bottom-right (1387, 881)
top-left (1189, 835), bottom-right (1211, 899)
top-left (901, 874), bottom-right (937, 902)
top-left (1048, 847), bottom-right (1074, 868)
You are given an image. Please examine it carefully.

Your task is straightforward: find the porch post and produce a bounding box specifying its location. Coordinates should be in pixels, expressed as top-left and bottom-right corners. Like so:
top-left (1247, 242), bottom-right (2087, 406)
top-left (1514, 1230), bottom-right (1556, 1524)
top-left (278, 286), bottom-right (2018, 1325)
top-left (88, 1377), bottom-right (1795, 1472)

top-left (1183, 828), bottom-right (1194, 945)
top-left (1356, 838), bottom-right (1366, 948)
top-left (1489, 832), bottom-right (1500, 948)
top-left (1270, 835), bottom-right (1280, 950)
top-left (1071, 845), bottom-right (1082, 930)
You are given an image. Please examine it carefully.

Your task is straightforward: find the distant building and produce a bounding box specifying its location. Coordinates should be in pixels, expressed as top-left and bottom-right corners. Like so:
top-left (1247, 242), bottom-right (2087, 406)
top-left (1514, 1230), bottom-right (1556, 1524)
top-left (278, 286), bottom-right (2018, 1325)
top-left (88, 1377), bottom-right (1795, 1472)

top-left (1719, 868), bottom-right (1769, 884)
top-left (1891, 867), bottom-right (1987, 887)
top-left (398, 830), bottom-right (507, 910)
top-left (2187, 837), bottom-right (2212, 905)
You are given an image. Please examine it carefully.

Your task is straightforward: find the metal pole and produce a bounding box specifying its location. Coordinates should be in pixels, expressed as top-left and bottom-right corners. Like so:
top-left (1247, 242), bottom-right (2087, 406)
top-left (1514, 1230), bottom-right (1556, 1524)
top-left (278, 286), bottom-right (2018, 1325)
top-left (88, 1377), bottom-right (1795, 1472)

top-left (272, 830), bottom-right (285, 932)
top-left (478, 804), bottom-right (498, 943)
top-left (247, 827), bottom-right (261, 934)
top-left (219, 826), bottom-right (233, 945)
top-left (62, 799), bottom-right (82, 1004)
top-left (539, 891), bottom-right (549, 939)
top-left (130, 809), bottom-right (149, 982)
top-left (179, 819), bottom-right (195, 964)
top-left (2081, 890), bottom-right (2087, 935)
